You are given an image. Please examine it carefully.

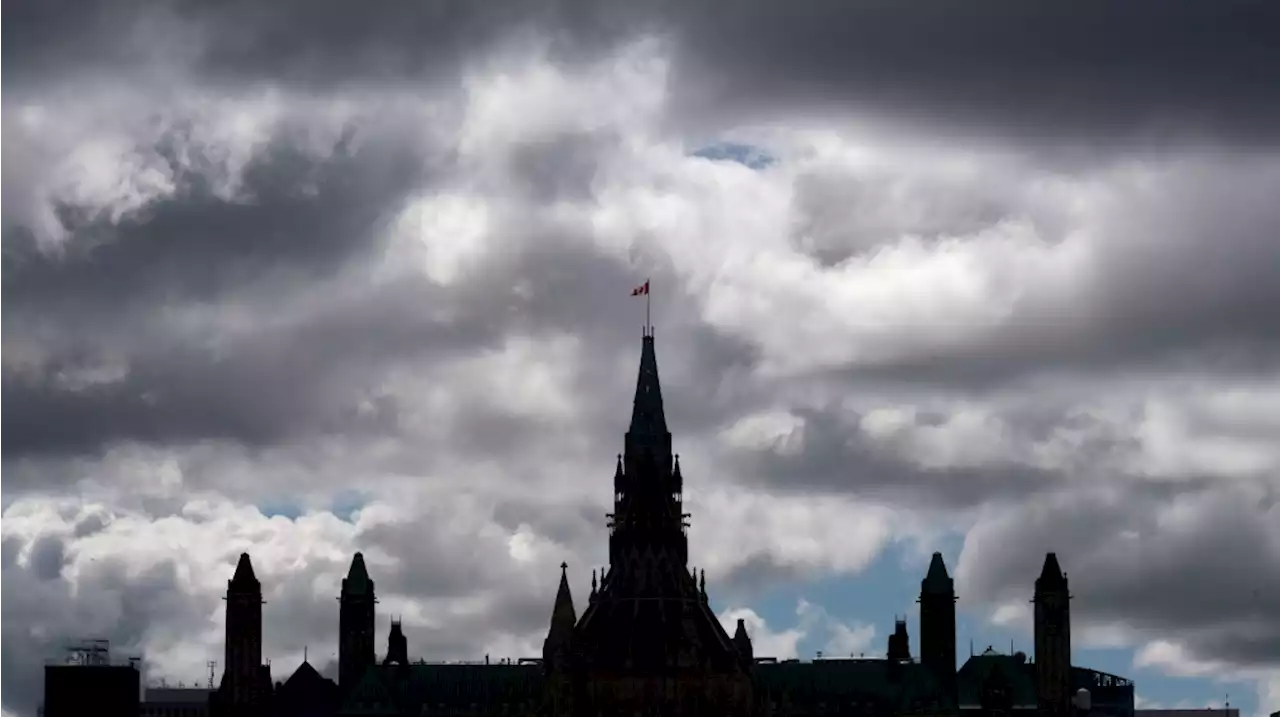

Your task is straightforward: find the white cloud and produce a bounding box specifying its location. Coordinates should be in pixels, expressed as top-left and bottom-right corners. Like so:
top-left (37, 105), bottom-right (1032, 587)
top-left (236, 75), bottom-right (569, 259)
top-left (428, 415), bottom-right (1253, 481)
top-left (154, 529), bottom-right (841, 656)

top-left (718, 599), bottom-right (877, 661)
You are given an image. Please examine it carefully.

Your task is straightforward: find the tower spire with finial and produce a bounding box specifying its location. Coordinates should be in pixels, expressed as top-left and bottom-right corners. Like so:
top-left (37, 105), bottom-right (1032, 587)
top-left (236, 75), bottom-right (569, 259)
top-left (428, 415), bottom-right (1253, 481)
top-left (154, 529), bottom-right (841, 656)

top-left (631, 279), bottom-right (651, 336)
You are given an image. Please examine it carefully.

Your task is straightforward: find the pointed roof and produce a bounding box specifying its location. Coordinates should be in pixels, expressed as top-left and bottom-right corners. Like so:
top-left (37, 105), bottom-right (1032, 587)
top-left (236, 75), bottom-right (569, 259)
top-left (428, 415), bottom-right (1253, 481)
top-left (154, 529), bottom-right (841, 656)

top-left (921, 552), bottom-right (954, 595)
top-left (1035, 552), bottom-right (1067, 590)
top-left (628, 335), bottom-right (669, 441)
top-left (551, 562), bottom-right (577, 628)
top-left (342, 552), bottom-right (374, 597)
top-left (230, 553), bottom-right (260, 589)
top-left (733, 618), bottom-right (754, 660)
top-left (282, 659), bottom-right (323, 690)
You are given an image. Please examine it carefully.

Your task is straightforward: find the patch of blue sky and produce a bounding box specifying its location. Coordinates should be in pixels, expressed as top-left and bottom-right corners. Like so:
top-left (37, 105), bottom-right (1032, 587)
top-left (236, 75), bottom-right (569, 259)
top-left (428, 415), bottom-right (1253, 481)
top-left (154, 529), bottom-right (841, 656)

top-left (329, 490), bottom-right (369, 523)
top-left (690, 141), bottom-right (777, 170)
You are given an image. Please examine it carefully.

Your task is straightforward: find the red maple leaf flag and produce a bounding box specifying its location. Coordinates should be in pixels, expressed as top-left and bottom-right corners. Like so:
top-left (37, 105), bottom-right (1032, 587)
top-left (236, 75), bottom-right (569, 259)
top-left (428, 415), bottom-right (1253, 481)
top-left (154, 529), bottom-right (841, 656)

top-left (631, 280), bottom-right (650, 296)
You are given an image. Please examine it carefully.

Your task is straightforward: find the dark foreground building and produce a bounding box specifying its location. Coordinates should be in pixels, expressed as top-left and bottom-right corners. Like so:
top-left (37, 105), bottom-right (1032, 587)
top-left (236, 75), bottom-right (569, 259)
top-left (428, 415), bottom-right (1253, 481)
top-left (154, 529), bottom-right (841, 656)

top-left (47, 332), bottom-right (1135, 717)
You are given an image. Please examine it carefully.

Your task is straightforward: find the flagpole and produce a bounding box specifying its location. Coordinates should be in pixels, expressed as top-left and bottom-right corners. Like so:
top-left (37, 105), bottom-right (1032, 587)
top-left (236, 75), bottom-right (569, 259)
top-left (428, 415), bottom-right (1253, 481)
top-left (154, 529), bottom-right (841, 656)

top-left (646, 278), bottom-right (651, 335)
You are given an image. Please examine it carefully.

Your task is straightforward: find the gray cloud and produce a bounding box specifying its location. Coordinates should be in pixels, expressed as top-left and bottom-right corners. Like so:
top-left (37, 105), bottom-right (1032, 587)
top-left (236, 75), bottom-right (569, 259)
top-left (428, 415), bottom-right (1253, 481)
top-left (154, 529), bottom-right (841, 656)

top-left (957, 479), bottom-right (1280, 669)
top-left (5, 2), bottom-right (1280, 715)
top-left (664, 0), bottom-right (1280, 149)
top-left (9, 1), bottom-right (1279, 148)
top-left (728, 407), bottom-right (1073, 509)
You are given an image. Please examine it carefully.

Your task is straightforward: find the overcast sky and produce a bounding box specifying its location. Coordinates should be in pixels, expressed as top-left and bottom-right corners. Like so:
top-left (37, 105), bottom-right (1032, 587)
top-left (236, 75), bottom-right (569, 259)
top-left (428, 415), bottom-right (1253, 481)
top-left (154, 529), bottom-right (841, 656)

top-left (4, 2), bottom-right (1280, 715)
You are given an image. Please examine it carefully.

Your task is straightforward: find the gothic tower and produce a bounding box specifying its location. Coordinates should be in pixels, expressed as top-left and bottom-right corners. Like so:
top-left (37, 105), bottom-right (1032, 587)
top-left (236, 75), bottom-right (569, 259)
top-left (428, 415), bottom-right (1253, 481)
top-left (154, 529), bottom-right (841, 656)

top-left (887, 618), bottom-right (912, 662)
top-left (1034, 552), bottom-right (1072, 717)
top-left (919, 552), bottom-right (957, 697)
top-left (221, 553), bottom-right (264, 711)
top-left (339, 552), bottom-right (376, 693)
top-left (383, 618), bottom-right (408, 667)
top-left (567, 332), bottom-right (752, 717)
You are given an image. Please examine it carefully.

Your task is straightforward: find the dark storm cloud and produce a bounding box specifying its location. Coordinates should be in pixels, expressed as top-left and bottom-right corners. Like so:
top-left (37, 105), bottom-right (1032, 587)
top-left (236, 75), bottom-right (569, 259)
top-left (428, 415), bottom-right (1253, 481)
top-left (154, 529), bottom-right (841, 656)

top-left (2, 124), bottom-right (426, 320)
top-left (728, 407), bottom-right (1078, 509)
top-left (28, 535), bottom-right (68, 581)
top-left (1, 0), bottom-right (647, 89)
top-left (664, 0), bottom-right (1280, 148)
top-left (1, 272), bottom-right (480, 461)
top-left (9, 1), bottom-right (1279, 148)
top-left (958, 481), bottom-right (1280, 669)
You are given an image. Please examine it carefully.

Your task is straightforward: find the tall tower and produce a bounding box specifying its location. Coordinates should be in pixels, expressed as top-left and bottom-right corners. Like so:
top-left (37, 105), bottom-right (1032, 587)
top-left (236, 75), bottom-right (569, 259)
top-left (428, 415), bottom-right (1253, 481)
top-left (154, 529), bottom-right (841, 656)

top-left (567, 332), bottom-right (751, 716)
top-left (918, 552), bottom-right (957, 696)
top-left (222, 553), bottom-right (264, 710)
top-left (1034, 552), bottom-right (1072, 717)
top-left (608, 331), bottom-right (688, 574)
top-left (339, 552), bottom-right (376, 693)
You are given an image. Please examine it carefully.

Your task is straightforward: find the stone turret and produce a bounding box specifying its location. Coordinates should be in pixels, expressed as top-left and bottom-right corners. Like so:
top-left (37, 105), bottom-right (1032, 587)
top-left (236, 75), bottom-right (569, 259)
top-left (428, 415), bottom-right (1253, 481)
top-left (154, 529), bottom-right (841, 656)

top-left (339, 553), bottom-right (376, 694)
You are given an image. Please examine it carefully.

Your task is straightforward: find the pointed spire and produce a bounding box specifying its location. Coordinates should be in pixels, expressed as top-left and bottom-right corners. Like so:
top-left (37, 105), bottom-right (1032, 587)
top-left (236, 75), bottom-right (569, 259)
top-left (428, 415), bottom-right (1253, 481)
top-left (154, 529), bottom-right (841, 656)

top-left (615, 454), bottom-right (624, 478)
top-left (922, 552), bottom-right (954, 595)
top-left (1036, 552), bottom-right (1067, 591)
top-left (230, 553), bottom-right (259, 589)
top-left (342, 552), bottom-right (374, 597)
top-left (628, 335), bottom-right (669, 444)
top-left (552, 562), bottom-right (577, 627)
top-left (543, 562), bottom-right (577, 664)
top-left (733, 618), bottom-right (753, 662)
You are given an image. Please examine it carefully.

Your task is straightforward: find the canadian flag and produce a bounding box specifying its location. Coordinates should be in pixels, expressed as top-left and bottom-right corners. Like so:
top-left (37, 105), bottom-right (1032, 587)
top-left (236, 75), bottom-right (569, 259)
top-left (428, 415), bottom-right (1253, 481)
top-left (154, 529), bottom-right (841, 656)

top-left (631, 280), bottom-right (650, 296)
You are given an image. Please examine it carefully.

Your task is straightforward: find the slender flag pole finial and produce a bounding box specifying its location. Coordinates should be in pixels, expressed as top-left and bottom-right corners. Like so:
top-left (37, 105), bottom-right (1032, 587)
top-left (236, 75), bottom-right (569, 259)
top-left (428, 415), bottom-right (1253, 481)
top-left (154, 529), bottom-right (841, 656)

top-left (631, 278), bottom-right (651, 336)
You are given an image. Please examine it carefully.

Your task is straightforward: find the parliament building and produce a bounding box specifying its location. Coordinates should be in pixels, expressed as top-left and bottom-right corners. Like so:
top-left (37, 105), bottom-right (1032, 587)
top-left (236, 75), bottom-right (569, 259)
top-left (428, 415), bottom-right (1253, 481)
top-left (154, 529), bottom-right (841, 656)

top-left (45, 333), bottom-right (1137, 717)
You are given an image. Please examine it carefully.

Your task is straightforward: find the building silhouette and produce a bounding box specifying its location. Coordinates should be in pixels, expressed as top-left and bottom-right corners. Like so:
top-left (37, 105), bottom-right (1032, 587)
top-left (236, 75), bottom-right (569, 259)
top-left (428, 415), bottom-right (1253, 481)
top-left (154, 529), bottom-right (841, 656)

top-left (42, 332), bottom-right (1138, 717)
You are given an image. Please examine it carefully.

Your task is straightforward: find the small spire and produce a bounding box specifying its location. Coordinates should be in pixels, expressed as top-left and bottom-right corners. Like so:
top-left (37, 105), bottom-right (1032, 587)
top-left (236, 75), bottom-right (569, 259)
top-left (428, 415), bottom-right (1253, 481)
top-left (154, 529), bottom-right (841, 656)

top-left (591, 569), bottom-right (598, 594)
top-left (304, 646), bottom-right (308, 663)
top-left (628, 333), bottom-right (669, 443)
top-left (544, 561), bottom-right (577, 661)
top-left (230, 553), bottom-right (259, 588)
top-left (733, 618), bottom-right (753, 662)
top-left (342, 552), bottom-right (374, 597)
top-left (921, 552), bottom-right (954, 595)
top-left (1036, 552), bottom-right (1068, 591)
top-left (700, 569), bottom-right (706, 596)
top-left (551, 563), bottom-right (576, 626)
